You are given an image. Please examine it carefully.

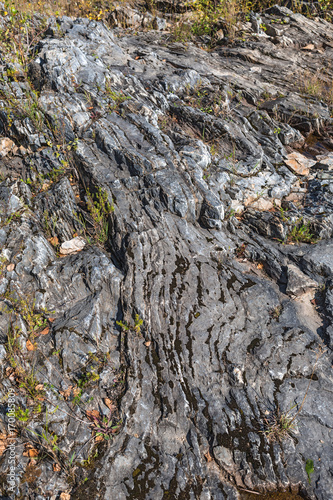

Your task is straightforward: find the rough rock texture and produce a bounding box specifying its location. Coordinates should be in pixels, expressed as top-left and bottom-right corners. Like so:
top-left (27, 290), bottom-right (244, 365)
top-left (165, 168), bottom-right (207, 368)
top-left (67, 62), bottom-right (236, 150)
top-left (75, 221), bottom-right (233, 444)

top-left (0, 4), bottom-right (332, 500)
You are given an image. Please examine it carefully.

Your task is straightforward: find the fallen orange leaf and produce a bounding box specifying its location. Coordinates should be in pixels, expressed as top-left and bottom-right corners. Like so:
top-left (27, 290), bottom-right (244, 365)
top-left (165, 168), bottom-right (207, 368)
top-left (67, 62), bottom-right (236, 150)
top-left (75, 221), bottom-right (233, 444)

top-left (60, 493), bottom-right (71, 500)
top-left (87, 410), bottom-right (100, 420)
top-left (104, 398), bottom-right (116, 411)
top-left (49, 236), bottom-right (59, 247)
top-left (26, 339), bottom-right (35, 351)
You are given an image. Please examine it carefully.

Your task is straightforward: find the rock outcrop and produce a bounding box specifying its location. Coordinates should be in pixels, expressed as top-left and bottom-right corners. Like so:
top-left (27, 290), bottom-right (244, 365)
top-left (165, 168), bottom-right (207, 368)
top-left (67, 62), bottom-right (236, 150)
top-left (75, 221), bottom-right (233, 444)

top-left (0, 4), bottom-right (332, 499)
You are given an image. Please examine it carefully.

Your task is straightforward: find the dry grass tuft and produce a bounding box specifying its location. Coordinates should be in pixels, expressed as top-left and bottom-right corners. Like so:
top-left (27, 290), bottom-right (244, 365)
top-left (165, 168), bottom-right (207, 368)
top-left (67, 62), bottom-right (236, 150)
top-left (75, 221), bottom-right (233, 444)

top-left (1, 0), bottom-right (111, 20)
top-left (300, 69), bottom-right (333, 106)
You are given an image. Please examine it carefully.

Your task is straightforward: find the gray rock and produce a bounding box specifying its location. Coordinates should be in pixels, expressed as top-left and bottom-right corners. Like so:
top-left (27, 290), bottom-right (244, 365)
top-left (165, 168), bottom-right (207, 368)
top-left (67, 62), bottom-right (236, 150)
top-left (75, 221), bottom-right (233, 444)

top-left (0, 7), bottom-right (332, 500)
top-left (286, 263), bottom-right (318, 296)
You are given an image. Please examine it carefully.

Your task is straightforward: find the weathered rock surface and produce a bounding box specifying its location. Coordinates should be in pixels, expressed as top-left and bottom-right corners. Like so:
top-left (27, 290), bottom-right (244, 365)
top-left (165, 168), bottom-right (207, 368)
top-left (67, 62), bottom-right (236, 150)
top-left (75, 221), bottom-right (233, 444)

top-left (0, 4), bottom-right (332, 500)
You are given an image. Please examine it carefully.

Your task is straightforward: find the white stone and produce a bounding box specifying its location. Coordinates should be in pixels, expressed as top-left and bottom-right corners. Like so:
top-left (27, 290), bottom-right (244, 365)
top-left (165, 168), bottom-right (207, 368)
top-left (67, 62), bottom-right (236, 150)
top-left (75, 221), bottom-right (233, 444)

top-left (0, 137), bottom-right (15, 157)
top-left (60, 237), bottom-right (86, 255)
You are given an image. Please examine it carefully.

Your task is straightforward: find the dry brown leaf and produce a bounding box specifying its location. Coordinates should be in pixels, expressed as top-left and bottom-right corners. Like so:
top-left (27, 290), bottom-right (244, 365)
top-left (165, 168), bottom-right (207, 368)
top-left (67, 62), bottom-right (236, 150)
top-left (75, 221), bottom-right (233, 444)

top-left (48, 318), bottom-right (55, 323)
top-left (26, 339), bottom-right (35, 351)
top-left (0, 434), bottom-right (8, 457)
top-left (49, 236), bottom-right (59, 247)
top-left (301, 43), bottom-right (315, 50)
top-left (6, 263), bottom-right (15, 272)
top-left (59, 386), bottom-right (72, 400)
top-left (72, 386), bottom-right (81, 397)
top-left (60, 494), bottom-right (71, 500)
top-left (104, 398), bottom-right (116, 411)
top-left (23, 446), bottom-right (39, 458)
top-left (87, 409), bottom-right (100, 420)
top-left (39, 327), bottom-right (50, 336)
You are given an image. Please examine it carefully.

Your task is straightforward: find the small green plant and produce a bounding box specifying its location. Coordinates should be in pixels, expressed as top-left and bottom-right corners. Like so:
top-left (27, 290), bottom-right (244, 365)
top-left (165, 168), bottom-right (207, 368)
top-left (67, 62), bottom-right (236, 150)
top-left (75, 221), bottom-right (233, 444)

top-left (78, 369), bottom-right (100, 389)
top-left (86, 187), bottom-right (114, 245)
top-left (170, 22), bottom-right (192, 43)
top-left (116, 314), bottom-right (143, 336)
top-left (104, 82), bottom-right (131, 110)
top-left (190, 0), bottom-right (240, 41)
top-left (27, 407), bottom-right (77, 473)
top-left (43, 210), bottom-right (58, 238)
top-left (9, 294), bottom-right (49, 336)
top-left (279, 206), bottom-right (288, 222)
top-left (18, 366), bottom-right (44, 399)
top-left (89, 411), bottom-right (122, 441)
top-left (81, 448), bottom-right (99, 468)
top-left (225, 143), bottom-right (238, 174)
top-left (6, 323), bottom-right (21, 361)
top-left (0, 80), bottom-right (46, 132)
top-left (300, 69), bottom-right (333, 106)
top-left (14, 407), bottom-right (30, 422)
top-left (72, 389), bottom-right (83, 406)
top-left (29, 425), bottom-right (61, 463)
top-left (235, 242), bottom-right (247, 258)
top-left (225, 208), bottom-right (236, 219)
top-left (306, 459), bottom-right (314, 484)
top-left (288, 220), bottom-right (317, 244)
top-left (33, 403), bottom-right (43, 414)
top-left (270, 305), bottom-right (282, 320)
